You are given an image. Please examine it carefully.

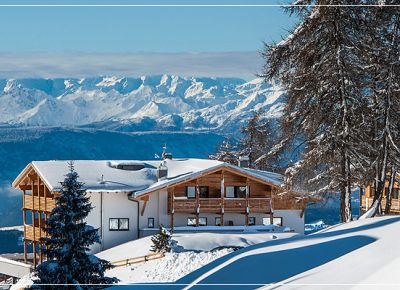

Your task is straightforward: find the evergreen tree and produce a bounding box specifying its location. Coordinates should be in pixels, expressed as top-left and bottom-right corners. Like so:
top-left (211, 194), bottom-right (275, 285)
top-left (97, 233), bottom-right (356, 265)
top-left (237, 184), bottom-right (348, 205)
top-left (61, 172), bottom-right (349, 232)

top-left (36, 162), bottom-right (117, 289)
top-left (209, 138), bottom-right (238, 165)
top-left (150, 224), bottom-right (172, 253)
top-left (262, 1), bottom-right (371, 222)
top-left (361, 3), bottom-right (400, 215)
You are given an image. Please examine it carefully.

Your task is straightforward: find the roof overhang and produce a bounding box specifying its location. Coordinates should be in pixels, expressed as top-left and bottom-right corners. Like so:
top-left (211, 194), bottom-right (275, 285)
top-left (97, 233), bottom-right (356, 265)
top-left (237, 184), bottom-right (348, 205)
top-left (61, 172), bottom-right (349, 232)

top-left (132, 163), bottom-right (284, 198)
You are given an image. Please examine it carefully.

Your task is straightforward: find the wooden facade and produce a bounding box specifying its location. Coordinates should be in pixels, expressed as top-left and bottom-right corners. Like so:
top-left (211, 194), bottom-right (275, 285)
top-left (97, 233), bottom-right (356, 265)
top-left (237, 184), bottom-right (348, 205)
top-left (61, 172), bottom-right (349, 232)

top-left (13, 165), bottom-right (57, 269)
top-left (164, 168), bottom-right (305, 228)
top-left (361, 178), bottom-right (400, 214)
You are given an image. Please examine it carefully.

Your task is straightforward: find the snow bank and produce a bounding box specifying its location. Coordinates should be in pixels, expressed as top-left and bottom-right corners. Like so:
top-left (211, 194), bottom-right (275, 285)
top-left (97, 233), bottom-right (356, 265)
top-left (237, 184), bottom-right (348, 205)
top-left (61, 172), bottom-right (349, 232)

top-left (97, 231), bottom-right (298, 284)
top-left (106, 249), bottom-right (233, 283)
top-left (183, 216), bottom-right (400, 289)
top-left (0, 225), bottom-right (23, 232)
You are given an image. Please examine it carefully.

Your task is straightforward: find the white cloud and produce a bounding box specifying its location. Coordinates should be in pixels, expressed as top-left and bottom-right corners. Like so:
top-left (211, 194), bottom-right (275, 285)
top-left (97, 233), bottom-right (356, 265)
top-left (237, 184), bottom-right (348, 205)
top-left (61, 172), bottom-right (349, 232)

top-left (0, 51), bottom-right (262, 79)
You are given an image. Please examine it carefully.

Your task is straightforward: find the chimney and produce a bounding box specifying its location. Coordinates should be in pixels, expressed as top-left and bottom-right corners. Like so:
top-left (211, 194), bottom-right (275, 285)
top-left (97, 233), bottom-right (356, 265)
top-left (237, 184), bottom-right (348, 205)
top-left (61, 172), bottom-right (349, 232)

top-left (157, 161), bottom-right (168, 180)
top-left (162, 144), bottom-right (173, 160)
top-left (238, 156), bottom-right (250, 168)
top-left (163, 152), bottom-right (173, 160)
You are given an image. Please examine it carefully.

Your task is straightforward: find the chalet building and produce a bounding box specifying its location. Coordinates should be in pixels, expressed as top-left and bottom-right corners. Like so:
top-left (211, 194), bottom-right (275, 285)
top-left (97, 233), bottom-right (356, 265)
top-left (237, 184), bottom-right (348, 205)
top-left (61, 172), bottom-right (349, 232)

top-left (12, 156), bottom-right (307, 268)
top-left (360, 176), bottom-right (400, 214)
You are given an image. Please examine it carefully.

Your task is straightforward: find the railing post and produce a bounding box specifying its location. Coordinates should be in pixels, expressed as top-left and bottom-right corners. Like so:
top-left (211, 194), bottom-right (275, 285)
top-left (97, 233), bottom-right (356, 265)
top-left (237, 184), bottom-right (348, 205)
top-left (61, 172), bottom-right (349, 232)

top-left (269, 198), bottom-right (274, 225)
top-left (196, 181), bottom-right (200, 227)
top-left (171, 188), bottom-right (175, 230)
top-left (221, 170), bottom-right (224, 226)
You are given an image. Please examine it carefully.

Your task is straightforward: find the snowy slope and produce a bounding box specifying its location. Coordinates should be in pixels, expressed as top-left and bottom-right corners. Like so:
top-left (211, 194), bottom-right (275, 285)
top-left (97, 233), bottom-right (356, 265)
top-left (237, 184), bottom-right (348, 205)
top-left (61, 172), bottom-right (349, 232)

top-left (0, 75), bottom-right (284, 133)
top-left (96, 231), bottom-right (298, 284)
top-left (181, 216), bottom-right (400, 289)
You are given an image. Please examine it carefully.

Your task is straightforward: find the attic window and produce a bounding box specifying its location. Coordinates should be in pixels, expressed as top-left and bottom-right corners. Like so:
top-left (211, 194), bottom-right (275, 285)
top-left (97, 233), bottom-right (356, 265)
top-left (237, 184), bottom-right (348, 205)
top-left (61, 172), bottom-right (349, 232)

top-left (116, 164), bottom-right (145, 171)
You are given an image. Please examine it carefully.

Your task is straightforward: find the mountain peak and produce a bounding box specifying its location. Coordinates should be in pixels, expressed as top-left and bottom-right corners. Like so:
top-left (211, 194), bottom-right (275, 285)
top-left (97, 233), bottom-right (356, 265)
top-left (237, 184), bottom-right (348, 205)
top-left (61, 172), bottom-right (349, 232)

top-left (0, 75), bottom-right (284, 134)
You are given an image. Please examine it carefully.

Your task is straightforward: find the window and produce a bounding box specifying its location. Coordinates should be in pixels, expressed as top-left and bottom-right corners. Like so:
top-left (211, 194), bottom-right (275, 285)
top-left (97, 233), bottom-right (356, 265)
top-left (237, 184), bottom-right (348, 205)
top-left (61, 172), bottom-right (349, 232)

top-left (215, 217), bottom-right (222, 226)
top-left (263, 217), bottom-right (283, 227)
top-left (226, 186), bottom-right (247, 198)
top-left (248, 217), bottom-right (256, 226)
top-left (148, 218), bottom-right (155, 228)
top-left (187, 217), bottom-right (196, 226)
top-left (199, 186), bottom-right (209, 198)
top-left (199, 217), bottom-right (207, 226)
top-left (226, 186), bottom-right (235, 198)
top-left (109, 218), bottom-right (129, 231)
top-left (186, 186), bottom-right (196, 199)
top-left (235, 186), bottom-right (247, 198)
top-left (187, 217), bottom-right (207, 226)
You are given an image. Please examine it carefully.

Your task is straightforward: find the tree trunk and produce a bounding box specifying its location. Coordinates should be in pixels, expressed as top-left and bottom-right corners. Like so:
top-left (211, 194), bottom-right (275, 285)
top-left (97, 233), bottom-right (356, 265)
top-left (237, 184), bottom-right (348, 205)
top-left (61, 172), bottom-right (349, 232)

top-left (340, 152), bottom-right (353, 222)
top-left (385, 169), bottom-right (396, 214)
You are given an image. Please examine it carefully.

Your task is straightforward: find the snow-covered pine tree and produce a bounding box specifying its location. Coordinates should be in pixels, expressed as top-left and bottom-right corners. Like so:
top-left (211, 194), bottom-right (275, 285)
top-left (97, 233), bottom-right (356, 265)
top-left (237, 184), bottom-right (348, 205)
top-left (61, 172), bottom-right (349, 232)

top-left (209, 138), bottom-right (238, 165)
top-left (36, 161), bottom-right (117, 289)
top-left (361, 3), bottom-right (400, 216)
top-left (150, 224), bottom-right (172, 253)
top-left (262, 1), bottom-right (371, 222)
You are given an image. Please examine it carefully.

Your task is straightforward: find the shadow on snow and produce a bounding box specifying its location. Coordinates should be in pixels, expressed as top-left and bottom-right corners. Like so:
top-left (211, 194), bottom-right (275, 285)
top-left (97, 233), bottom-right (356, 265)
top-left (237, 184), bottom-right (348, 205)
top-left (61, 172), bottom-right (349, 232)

top-left (110, 216), bottom-right (400, 289)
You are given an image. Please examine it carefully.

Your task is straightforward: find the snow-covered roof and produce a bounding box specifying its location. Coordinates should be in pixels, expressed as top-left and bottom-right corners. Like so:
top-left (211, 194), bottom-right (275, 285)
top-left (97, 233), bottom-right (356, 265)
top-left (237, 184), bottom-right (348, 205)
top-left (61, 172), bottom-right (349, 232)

top-left (16, 158), bottom-right (284, 195)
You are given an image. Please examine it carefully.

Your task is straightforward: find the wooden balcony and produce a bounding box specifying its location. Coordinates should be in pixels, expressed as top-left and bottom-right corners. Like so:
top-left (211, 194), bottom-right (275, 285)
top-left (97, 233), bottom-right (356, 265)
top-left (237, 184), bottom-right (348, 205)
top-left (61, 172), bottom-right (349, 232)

top-left (361, 196), bottom-right (400, 213)
top-left (24, 225), bottom-right (47, 242)
top-left (169, 197), bottom-right (272, 214)
top-left (249, 198), bottom-right (273, 213)
top-left (199, 198), bottom-right (222, 213)
top-left (224, 198), bottom-right (247, 213)
top-left (23, 195), bottom-right (56, 212)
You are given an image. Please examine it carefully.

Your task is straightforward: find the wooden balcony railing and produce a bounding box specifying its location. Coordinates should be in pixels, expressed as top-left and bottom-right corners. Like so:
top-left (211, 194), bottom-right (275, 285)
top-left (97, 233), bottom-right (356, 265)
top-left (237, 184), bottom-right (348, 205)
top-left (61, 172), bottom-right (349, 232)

top-left (24, 195), bottom-right (56, 212)
top-left (224, 198), bottom-right (247, 213)
top-left (199, 198), bottom-right (222, 213)
top-left (361, 196), bottom-right (400, 212)
top-left (24, 225), bottom-right (47, 242)
top-left (172, 198), bottom-right (196, 213)
top-left (249, 198), bottom-right (272, 213)
top-left (169, 197), bottom-right (272, 214)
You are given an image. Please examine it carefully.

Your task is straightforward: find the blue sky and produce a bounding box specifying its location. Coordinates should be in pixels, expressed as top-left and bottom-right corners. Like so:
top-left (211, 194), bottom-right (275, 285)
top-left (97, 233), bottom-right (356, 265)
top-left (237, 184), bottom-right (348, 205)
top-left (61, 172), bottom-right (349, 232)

top-left (0, 0), bottom-right (297, 78)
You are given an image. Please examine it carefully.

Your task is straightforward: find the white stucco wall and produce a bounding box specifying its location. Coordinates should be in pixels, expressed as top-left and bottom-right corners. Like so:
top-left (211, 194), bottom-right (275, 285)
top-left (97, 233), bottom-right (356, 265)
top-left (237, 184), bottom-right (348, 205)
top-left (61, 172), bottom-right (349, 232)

top-left (274, 209), bottom-right (304, 234)
top-left (138, 190), bottom-right (170, 230)
top-left (85, 191), bottom-right (138, 253)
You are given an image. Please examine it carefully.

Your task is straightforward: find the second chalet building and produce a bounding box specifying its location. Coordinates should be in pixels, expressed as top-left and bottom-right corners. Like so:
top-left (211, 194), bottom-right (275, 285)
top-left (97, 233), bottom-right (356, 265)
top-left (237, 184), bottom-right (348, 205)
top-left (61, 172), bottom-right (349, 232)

top-left (12, 156), bottom-right (307, 267)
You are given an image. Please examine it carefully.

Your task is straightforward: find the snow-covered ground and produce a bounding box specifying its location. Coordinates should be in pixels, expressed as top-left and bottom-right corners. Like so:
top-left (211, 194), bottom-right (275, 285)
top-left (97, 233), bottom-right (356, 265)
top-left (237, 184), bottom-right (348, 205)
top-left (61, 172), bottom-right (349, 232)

top-left (12, 217), bottom-right (400, 289)
top-left (0, 225), bottom-right (23, 232)
top-left (97, 231), bottom-right (298, 284)
top-left (304, 220), bottom-right (328, 233)
top-left (181, 216), bottom-right (400, 289)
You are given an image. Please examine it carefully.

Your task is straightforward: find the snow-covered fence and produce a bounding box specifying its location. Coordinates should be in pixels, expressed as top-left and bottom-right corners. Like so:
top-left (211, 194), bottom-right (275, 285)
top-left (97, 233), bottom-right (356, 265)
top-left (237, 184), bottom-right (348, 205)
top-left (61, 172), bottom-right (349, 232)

top-left (111, 253), bottom-right (165, 268)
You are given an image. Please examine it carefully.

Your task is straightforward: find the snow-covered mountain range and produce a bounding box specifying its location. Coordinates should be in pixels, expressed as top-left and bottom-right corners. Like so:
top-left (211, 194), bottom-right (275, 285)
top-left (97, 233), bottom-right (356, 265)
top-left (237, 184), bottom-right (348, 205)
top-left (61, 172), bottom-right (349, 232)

top-left (0, 75), bottom-right (284, 133)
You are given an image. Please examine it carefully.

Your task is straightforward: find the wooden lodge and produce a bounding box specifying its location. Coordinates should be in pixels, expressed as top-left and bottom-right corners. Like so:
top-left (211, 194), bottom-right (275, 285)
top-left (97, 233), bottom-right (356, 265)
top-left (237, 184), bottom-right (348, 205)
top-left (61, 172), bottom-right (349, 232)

top-left (12, 157), bottom-right (308, 269)
top-left (361, 176), bottom-right (400, 215)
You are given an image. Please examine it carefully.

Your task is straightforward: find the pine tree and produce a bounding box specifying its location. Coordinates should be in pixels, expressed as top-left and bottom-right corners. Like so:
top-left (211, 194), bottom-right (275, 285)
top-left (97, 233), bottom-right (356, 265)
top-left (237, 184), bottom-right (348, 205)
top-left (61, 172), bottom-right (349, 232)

top-left (209, 138), bottom-right (238, 165)
top-left (262, 1), bottom-right (371, 222)
top-left (361, 3), bottom-right (400, 215)
top-left (35, 161), bottom-right (117, 289)
top-left (150, 224), bottom-right (172, 253)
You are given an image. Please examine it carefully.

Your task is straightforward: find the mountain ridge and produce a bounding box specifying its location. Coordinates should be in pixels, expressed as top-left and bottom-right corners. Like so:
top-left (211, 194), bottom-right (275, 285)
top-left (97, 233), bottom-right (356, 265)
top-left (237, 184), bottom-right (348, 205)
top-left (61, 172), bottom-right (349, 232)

top-left (0, 75), bottom-right (284, 134)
